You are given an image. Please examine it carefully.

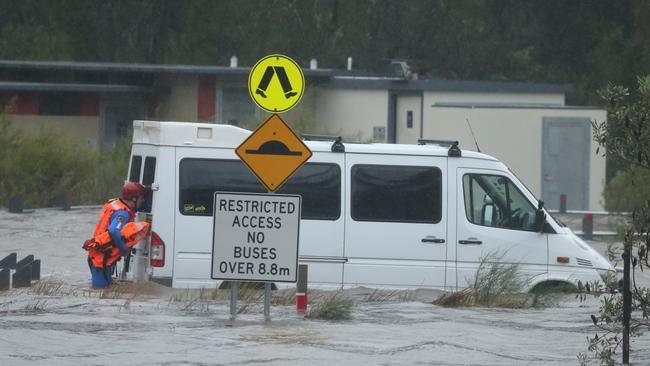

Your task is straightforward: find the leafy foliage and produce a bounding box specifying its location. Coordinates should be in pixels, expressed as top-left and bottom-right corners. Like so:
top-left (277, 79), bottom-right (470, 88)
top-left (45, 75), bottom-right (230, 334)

top-left (583, 76), bottom-right (650, 365)
top-left (1, 1), bottom-right (650, 104)
top-left (603, 166), bottom-right (650, 212)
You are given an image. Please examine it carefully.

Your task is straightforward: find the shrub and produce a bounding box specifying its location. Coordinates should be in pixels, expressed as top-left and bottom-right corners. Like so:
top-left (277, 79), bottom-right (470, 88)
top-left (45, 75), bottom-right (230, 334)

top-left (2, 130), bottom-right (96, 207)
top-left (0, 114), bottom-right (132, 207)
top-left (603, 166), bottom-right (650, 213)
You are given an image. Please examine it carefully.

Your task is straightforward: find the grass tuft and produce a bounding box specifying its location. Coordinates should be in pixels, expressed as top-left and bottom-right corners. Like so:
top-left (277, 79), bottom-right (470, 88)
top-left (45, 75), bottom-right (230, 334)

top-left (97, 281), bottom-right (161, 300)
top-left (31, 278), bottom-right (72, 296)
top-left (361, 289), bottom-right (414, 303)
top-left (307, 291), bottom-right (354, 320)
top-left (23, 299), bottom-right (48, 312)
top-left (434, 250), bottom-right (537, 308)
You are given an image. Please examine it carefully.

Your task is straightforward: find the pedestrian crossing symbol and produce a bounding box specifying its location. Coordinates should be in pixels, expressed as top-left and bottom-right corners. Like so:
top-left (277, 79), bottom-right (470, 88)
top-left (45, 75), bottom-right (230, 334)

top-left (249, 54), bottom-right (305, 113)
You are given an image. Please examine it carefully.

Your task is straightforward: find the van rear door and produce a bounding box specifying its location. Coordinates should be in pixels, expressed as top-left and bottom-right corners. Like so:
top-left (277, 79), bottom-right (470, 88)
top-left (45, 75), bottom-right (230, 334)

top-left (344, 153), bottom-right (447, 288)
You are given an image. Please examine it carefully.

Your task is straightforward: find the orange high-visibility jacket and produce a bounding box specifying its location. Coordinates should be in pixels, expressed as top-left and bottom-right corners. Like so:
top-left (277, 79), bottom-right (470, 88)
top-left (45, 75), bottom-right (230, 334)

top-left (88, 199), bottom-right (149, 268)
top-left (103, 221), bottom-right (151, 267)
top-left (92, 199), bottom-right (133, 246)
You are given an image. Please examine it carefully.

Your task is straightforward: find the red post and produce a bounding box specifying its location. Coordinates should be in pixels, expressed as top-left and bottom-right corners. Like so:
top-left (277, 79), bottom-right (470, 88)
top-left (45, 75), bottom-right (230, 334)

top-left (296, 264), bottom-right (308, 313)
top-left (582, 214), bottom-right (593, 240)
top-left (559, 194), bottom-right (567, 213)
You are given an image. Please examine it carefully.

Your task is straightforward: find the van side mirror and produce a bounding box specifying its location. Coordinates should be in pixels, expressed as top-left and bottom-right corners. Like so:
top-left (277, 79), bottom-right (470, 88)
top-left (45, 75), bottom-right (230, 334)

top-left (535, 200), bottom-right (546, 233)
top-left (481, 195), bottom-right (495, 226)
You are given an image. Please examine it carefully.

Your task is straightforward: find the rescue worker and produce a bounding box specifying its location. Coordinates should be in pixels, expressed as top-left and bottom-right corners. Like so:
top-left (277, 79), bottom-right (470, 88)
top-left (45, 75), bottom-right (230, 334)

top-left (86, 182), bottom-right (146, 288)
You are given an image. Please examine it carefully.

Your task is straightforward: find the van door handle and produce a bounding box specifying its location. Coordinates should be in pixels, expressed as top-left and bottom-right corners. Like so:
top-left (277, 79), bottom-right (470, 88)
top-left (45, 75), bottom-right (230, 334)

top-left (459, 238), bottom-right (483, 245)
top-left (422, 236), bottom-right (445, 244)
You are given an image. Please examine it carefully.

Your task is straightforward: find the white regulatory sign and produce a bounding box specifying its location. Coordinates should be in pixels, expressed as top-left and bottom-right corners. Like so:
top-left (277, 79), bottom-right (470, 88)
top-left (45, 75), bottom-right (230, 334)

top-left (211, 192), bottom-right (300, 282)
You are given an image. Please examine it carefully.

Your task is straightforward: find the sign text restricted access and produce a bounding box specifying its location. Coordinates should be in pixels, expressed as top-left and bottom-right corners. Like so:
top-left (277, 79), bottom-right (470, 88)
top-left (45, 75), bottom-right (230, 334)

top-left (211, 192), bottom-right (300, 283)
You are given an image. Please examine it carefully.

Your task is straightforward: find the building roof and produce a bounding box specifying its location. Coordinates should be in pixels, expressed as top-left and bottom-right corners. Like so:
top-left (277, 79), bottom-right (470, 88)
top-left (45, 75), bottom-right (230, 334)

top-left (0, 60), bottom-right (332, 77)
top-left (0, 81), bottom-right (164, 94)
top-left (329, 76), bottom-right (571, 94)
top-left (0, 59), bottom-right (571, 95)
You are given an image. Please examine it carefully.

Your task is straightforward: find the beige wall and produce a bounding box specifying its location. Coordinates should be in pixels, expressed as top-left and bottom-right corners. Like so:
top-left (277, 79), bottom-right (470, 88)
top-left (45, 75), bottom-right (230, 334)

top-left (421, 105), bottom-right (606, 210)
top-left (315, 88), bottom-right (388, 142)
top-left (9, 115), bottom-right (100, 148)
top-left (428, 91), bottom-right (565, 106)
top-left (279, 85), bottom-right (318, 132)
top-left (159, 75), bottom-right (199, 122)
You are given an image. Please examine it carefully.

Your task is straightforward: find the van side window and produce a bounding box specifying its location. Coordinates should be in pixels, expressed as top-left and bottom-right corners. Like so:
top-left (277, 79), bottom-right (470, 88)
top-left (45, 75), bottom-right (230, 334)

top-left (351, 164), bottom-right (442, 223)
top-left (129, 155), bottom-right (142, 182)
top-left (463, 174), bottom-right (536, 231)
top-left (276, 163), bottom-right (341, 220)
top-left (142, 157), bottom-right (156, 213)
top-left (179, 159), bottom-right (341, 220)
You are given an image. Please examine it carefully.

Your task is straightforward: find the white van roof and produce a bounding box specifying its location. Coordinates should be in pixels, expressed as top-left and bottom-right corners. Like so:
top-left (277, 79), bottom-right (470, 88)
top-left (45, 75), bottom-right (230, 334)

top-left (132, 120), bottom-right (496, 160)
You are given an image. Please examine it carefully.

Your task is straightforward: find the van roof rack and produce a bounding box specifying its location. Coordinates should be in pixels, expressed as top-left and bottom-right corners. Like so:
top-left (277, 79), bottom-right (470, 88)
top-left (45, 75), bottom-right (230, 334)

top-left (302, 134), bottom-right (345, 153)
top-left (417, 139), bottom-right (461, 157)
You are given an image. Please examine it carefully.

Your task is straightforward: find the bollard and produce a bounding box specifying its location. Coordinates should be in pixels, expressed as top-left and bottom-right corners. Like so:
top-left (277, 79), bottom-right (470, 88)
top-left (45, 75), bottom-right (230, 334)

top-left (12, 265), bottom-right (31, 288)
top-left (16, 255), bottom-right (34, 270)
top-left (582, 214), bottom-right (594, 240)
top-left (31, 259), bottom-right (41, 281)
top-left (0, 269), bottom-right (9, 290)
top-left (61, 191), bottom-right (73, 211)
top-left (0, 253), bottom-right (17, 270)
top-left (559, 194), bottom-right (567, 213)
top-left (7, 195), bottom-right (23, 213)
top-left (296, 264), bottom-right (308, 313)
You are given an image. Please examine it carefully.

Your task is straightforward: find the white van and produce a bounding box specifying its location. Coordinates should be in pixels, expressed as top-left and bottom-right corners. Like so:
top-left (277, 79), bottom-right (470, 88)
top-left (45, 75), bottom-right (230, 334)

top-left (128, 120), bottom-right (613, 290)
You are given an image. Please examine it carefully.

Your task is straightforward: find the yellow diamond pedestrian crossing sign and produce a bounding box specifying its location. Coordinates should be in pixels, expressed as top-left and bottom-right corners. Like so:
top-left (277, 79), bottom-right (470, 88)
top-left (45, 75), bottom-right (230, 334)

top-left (236, 114), bottom-right (312, 192)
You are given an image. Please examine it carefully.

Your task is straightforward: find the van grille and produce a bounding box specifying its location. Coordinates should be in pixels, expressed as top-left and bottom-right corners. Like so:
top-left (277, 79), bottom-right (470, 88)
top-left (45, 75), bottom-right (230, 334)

top-left (576, 258), bottom-right (593, 267)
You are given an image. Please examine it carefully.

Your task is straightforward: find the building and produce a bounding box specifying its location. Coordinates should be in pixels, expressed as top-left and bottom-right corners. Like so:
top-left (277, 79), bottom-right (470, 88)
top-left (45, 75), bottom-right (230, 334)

top-left (0, 59), bottom-right (605, 210)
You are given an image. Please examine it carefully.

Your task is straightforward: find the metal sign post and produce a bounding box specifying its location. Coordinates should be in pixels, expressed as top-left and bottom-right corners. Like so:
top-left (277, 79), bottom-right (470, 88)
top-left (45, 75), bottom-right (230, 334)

top-left (230, 282), bottom-right (238, 320)
top-left (264, 282), bottom-right (271, 321)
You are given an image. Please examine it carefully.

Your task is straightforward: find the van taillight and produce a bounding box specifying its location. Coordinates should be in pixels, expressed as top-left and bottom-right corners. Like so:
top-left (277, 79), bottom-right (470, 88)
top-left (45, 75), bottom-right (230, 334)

top-left (150, 231), bottom-right (165, 268)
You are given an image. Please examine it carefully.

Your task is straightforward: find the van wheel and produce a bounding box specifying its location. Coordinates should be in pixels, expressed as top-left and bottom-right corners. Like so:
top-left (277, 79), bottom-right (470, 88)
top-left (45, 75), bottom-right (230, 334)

top-left (530, 281), bottom-right (578, 294)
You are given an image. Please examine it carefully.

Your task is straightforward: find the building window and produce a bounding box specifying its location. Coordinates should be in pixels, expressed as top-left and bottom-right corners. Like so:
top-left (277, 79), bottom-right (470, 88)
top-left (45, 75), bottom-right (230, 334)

top-left (219, 86), bottom-right (257, 126)
top-left (351, 164), bottom-right (442, 223)
top-left (39, 93), bottom-right (82, 115)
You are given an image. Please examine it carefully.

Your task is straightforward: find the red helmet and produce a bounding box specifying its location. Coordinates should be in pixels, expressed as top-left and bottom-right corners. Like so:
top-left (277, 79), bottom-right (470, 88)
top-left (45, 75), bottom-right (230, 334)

top-left (122, 182), bottom-right (145, 200)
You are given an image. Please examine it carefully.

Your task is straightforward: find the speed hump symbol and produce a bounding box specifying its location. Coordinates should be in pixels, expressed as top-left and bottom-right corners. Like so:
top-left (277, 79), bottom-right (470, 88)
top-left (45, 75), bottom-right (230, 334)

top-left (236, 114), bottom-right (312, 192)
top-left (248, 54), bottom-right (305, 113)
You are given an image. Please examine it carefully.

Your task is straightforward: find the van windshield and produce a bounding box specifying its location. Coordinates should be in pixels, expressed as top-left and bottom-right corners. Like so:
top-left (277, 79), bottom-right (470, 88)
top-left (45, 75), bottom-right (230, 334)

top-left (507, 167), bottom-right (562, 227)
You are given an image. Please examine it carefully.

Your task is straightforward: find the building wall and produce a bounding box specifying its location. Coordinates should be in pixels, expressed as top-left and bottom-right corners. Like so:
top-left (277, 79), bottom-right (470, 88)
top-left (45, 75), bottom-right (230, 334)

top-left (421, 105), bottom-right (606, 210)
top-left (9, 115), bottom-right (100, 148)
top-left (159, 75), bottom-right (199, 122)
top-left (281, 85), bottom-right (318, 132)
top-left (315, 88), bottom-right (388, 142)
top-left (428, 92), bottom-right (565, 106)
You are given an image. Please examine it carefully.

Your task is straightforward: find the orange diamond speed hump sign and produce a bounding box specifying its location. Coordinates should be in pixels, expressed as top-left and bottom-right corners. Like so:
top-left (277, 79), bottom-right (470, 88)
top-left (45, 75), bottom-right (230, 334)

top-left (235, 114), bottom-right (312, 192)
